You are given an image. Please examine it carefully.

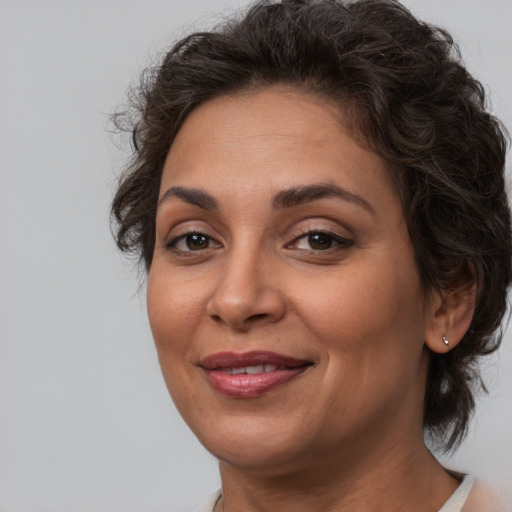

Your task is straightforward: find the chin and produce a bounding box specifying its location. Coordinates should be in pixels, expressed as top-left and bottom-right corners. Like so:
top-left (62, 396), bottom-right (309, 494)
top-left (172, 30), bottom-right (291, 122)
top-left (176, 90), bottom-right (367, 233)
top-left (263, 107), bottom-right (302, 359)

top-left (190, 413), bottom-right (314, 471)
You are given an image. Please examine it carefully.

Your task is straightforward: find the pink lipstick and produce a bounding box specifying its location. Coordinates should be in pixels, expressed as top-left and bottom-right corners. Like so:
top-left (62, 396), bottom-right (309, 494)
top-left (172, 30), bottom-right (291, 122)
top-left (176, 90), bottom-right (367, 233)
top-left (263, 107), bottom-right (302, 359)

top-left (199, 351), bottom-right (312, 398)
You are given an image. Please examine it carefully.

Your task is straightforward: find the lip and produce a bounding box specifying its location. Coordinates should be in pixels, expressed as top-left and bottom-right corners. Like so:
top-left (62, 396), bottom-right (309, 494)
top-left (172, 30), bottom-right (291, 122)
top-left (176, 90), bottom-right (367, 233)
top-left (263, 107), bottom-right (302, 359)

top-left (199, 351), bottom-right (312, 398)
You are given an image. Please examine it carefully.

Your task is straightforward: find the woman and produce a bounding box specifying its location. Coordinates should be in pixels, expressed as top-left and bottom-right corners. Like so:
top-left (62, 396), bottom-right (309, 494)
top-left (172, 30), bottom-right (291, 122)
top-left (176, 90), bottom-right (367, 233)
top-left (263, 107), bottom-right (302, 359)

top-left (111, 1), bottom-right (511, 510)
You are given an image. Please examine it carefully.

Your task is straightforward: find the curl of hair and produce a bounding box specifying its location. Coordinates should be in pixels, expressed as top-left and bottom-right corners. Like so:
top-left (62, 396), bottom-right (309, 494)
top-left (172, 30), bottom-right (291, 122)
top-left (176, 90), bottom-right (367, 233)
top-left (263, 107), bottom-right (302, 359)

top-left (111, 0), bottom-right (511, 451)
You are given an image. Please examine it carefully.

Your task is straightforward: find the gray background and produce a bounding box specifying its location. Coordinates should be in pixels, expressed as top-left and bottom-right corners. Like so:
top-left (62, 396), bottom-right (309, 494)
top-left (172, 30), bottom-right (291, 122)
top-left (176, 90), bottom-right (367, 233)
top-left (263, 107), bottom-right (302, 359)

top-left (1, 0), bottom-right (511, 510)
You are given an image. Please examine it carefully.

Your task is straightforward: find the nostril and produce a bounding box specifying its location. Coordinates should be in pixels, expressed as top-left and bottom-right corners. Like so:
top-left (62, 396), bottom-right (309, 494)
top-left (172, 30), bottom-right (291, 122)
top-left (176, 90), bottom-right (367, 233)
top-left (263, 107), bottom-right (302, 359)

top-left (208, 312), bottom-right (269, 331)
top-left (248, 313), bottom-right (267, 322)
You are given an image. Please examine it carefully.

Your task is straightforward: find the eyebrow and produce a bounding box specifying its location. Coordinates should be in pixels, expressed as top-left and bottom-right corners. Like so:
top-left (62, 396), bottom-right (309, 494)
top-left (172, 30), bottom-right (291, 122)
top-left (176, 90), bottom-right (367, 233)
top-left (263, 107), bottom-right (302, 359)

top-left (158, 182), bottom-right (375, 216)
top-left (158, 186), bottom-right (219, 210)
top-left (272, 183), bottom-right (376, 216)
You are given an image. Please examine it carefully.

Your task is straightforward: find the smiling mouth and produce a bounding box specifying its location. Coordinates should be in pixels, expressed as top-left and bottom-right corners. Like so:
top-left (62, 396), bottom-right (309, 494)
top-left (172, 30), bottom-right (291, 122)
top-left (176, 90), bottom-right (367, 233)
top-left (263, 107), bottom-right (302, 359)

top-left (218, 364), bottom-right (292, 375)
top-left (199, 351), bottom-right (312, 398)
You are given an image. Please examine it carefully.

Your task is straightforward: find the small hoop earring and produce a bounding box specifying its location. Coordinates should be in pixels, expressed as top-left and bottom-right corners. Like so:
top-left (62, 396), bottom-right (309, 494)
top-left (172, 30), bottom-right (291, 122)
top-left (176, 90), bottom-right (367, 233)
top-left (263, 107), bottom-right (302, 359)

top-left (442, 335), bottom-right (449, 346)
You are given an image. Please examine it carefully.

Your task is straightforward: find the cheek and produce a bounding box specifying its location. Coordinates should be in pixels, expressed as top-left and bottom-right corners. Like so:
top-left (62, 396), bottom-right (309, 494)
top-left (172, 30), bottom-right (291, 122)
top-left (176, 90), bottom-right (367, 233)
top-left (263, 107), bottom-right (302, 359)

top-left (294, 258), bottom-right (427, 426)
top-left (147, 266), bottom-right (204, 359)
top-left (146, 269), bottom-right (208, 415)
top-left (293, 253), bottom-right (426, 357)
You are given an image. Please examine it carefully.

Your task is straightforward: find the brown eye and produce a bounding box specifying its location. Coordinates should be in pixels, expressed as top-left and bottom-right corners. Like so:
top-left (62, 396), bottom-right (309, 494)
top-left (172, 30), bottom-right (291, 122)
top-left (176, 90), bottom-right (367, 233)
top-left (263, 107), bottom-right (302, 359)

top-left (186, 234), bottom-right (209, 250)
top-left (307, 233), bottom-right (334, 250)
top-left (167, 232), bottom-right (221, 252)
top-left (288, 231), bottom-right (353, 252)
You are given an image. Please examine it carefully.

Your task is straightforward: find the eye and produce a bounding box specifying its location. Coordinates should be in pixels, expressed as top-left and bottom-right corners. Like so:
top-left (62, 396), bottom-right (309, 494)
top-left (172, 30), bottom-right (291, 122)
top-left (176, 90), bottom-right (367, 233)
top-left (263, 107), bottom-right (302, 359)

top-left (167, 232), bottom-right (221, 252)
top-left (289, 231), bottom-right (352, 251)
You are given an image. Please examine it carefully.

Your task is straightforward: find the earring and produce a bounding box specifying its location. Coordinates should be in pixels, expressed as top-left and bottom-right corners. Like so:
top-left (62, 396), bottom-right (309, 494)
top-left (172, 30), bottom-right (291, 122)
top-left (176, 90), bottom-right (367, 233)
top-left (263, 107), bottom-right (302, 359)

top-left (442, 335), bottom-right (449, 346)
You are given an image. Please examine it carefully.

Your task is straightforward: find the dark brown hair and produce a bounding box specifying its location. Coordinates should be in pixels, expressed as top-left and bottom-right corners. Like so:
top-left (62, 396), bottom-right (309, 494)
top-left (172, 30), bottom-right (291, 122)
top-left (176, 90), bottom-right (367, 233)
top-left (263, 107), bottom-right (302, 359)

top-left (111, 0), bottom-right (511, 451)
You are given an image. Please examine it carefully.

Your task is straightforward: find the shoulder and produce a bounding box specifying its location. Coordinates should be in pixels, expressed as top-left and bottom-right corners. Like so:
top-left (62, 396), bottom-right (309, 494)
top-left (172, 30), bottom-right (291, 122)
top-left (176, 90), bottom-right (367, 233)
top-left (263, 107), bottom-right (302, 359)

top-left (440, 475), bottom-right (508, 512)
top-left (462, 480), bottom-right (509, 512)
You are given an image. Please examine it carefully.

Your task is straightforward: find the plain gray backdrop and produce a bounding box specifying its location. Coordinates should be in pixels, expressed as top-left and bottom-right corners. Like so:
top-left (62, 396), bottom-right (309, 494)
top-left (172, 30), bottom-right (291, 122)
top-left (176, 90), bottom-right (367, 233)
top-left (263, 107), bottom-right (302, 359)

top-left (1, 1), bottom-right (511, 511)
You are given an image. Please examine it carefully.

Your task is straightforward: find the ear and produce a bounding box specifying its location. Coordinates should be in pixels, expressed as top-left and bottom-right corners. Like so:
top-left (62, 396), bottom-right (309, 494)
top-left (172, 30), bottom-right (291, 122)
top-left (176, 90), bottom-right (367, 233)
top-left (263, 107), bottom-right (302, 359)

top-left (424, 276), bottom-right (476, 354)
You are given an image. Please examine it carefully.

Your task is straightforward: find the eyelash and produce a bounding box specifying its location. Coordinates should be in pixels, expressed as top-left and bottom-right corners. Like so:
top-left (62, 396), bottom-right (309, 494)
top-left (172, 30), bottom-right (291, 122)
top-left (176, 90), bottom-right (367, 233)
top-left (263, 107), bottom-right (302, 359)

top-left (287, 229), bottom-right (353, 252)
top-left (165, 229), bottom-right (352, 254)
top-left (165, 232), bottom-right (221, 253)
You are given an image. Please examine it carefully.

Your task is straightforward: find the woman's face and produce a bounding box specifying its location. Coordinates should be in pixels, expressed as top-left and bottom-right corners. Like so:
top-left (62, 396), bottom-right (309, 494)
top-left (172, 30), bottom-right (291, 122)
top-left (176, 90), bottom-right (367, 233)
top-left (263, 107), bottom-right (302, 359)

top-left (148, 88), bottom-right (436, 472)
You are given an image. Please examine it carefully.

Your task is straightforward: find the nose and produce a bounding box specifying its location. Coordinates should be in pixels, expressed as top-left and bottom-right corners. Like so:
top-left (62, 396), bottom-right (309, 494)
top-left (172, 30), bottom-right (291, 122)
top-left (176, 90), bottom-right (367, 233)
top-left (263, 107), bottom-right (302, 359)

top-left (206, 247), bottom-right (286, 330)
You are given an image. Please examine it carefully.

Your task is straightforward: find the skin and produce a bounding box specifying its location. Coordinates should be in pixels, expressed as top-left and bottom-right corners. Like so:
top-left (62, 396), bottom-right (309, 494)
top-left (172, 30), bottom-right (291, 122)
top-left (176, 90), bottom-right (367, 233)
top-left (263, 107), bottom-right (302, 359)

top-left (147, 87), bottom-right (469, 511)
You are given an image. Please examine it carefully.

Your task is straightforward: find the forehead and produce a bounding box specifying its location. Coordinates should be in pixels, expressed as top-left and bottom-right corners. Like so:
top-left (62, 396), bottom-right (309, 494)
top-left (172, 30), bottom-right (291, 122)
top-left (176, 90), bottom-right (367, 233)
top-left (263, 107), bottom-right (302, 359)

top-left (168, 88), bottom-right (347, 162)
top-left (161, 87), bottom-right (397, 216)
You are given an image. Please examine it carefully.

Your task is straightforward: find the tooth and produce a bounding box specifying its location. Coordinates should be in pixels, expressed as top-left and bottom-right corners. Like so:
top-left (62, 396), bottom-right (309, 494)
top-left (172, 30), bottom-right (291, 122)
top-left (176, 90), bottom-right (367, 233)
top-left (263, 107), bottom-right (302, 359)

top-left (264, 364), bottom-right (278, 372)
top-left (245, 365), bottom-right (263, 374)
top-left (231, 367), bottom-right (245, 375)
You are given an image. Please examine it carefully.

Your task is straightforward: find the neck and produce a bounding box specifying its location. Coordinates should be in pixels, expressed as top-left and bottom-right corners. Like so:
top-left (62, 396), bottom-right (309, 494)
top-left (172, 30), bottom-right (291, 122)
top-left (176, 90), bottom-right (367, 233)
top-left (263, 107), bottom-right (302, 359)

top-left (217, 435), bottom-right (459, 512)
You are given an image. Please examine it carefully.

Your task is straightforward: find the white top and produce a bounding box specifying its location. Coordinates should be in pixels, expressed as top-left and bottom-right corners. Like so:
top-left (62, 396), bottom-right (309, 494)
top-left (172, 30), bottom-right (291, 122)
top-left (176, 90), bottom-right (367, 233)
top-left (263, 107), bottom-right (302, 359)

top-left (194, 475), bottom-right (475, 512)
top-left (438, 475), bottom-right (474, 512)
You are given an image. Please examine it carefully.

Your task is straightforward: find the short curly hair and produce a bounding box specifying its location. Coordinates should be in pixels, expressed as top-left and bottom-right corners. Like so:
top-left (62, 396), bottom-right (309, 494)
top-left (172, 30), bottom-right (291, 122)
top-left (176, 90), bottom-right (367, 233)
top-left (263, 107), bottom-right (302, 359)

top-left (111, 0), bottom-right (511, 451)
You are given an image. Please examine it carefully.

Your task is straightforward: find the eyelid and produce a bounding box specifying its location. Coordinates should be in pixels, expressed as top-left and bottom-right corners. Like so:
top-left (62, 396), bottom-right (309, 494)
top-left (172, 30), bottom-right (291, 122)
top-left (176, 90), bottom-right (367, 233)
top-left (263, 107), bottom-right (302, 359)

top-left (163, 221), bottom-right (212, 241)
top-left (163, 222), bottom-right (223, 250)
top-left (284, 220), bottom-right (354, 252)
top-left (287, 230), bottom-right (352, 249)
top-left (167, 233), bottom-right (222, 252)
top-left (286, 219), bottom-right (352, 240)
